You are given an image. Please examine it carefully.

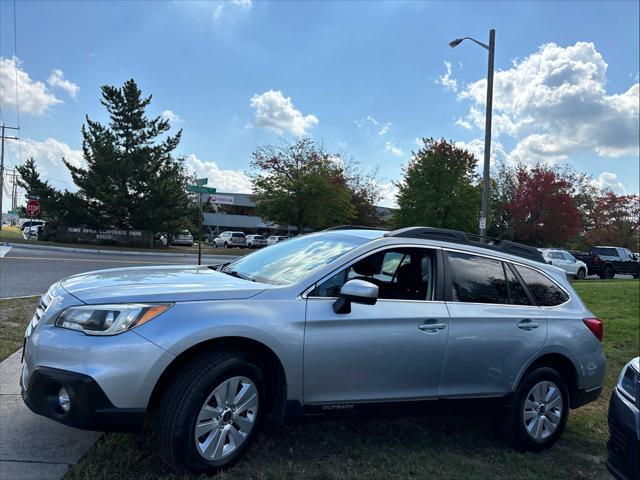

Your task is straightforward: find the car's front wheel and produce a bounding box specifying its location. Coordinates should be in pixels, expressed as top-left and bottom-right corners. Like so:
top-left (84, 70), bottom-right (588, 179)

top-left (575, 268), bottom-right (586, 280)
top-left (505, 367), bottom-right (569, 451)
top-left (156, 351), bottom-right (265, 474)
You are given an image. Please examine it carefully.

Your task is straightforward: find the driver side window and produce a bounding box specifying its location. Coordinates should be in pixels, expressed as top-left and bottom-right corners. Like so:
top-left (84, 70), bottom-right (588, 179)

top-left (310, 248), bottom-right (436, 301)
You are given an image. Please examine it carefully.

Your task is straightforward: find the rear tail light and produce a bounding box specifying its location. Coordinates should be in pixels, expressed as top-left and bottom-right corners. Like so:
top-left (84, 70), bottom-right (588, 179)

top-left (593, 256), bottom-right (601, 265)
top-left (583, 318), bottom-right (603, 342)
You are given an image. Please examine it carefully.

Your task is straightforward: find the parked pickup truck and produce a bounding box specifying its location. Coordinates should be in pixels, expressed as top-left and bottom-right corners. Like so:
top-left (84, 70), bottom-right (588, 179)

top-left (572, 247), bottom-right (639, 279)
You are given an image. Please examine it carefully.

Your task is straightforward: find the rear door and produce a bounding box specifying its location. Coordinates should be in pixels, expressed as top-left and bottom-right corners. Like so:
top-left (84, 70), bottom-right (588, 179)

top-left (440, 251), bottom-right (548, 398)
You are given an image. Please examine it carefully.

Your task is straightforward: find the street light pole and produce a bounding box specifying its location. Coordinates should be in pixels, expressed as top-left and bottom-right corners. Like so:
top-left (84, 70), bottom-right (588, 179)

top-left (449, 29), bottom-right (495, 237)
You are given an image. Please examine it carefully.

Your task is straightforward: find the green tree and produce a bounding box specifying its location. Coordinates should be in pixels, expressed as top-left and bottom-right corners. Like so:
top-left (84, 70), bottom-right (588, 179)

top-left (64, 79), bottom-right (192, 234)
top-left (249, 138), bottom-right (355, 233)
top-left (394, 138), bottom-right (481, 231)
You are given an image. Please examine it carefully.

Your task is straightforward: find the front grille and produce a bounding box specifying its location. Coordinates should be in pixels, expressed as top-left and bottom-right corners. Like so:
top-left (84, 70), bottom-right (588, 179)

top-left (26, 291), bottom-right (53, 337)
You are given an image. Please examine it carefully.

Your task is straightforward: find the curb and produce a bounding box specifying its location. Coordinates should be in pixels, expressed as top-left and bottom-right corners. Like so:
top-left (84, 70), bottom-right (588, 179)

top-left (0, 242), bottom-right (234, 258)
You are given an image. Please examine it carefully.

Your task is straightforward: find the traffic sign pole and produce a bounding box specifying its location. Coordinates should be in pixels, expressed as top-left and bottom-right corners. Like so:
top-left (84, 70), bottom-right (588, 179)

top-left (187, 184), bottom-right (215, 266)
top-left (198, 192), bottom-right (203, 266)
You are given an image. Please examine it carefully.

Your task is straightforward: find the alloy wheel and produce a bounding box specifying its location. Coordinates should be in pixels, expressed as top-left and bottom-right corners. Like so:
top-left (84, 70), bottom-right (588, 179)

top-left (194, 376), bottom-right (259, 461)
top-left (522, 380), bottom-right (563, 441)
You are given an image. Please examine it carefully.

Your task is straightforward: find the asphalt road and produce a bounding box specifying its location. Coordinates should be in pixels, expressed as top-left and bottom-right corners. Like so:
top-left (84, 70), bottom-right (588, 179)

top-left (0, 246), bottom-right (238, 299)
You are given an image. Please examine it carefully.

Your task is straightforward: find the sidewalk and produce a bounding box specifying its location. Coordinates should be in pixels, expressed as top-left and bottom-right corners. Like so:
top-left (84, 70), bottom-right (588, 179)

top-left (0, 350), bottom-right (101, 480)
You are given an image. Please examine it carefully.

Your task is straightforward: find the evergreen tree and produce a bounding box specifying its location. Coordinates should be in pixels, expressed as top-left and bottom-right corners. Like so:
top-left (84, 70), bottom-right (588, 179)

top-left (64, 79), bottom-right (192, 234)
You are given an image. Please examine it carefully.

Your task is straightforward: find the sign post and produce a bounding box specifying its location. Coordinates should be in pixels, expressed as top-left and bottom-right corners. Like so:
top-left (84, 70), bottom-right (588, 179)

top-left (187, 184), bottom-right (216, 265)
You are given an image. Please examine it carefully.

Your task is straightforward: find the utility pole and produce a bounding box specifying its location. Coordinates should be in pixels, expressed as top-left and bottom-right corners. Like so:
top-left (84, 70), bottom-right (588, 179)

top-left (0, 123), bottom-right (20, 231)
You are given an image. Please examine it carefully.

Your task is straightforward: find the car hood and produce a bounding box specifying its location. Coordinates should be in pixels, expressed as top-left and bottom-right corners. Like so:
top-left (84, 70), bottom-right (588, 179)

top-left (60, 265), bottom-right (269, 304)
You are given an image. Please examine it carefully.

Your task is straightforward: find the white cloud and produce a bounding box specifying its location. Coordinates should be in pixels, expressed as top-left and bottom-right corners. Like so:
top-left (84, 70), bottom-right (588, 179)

top-left (3, 138), bottom-right (84, 209)
top-left (377, 181), bottom-right (398, 208)
top-left (455, 138), bottom-right (508, 166)
top-left (184, 154), bottom-right (253, 193)
top-left (0, 57), bottom-right (62, 115)
top-left (377, 122), bottom-right (391, 136)
top-left (591, 171), bottom-right (626, 194)
top-left (250, 90), bottom-right (318, 135)
top-left (213, 4), bottom-right (224, 19)
top-left (455, 117), bottom-right (472, 130)
top-left (161, 110), bottom-right (183, 124)
top-left (384, 141), bottom-right (404, 157)
top-left (232, 0), bottom-right (252, 7)
top-left (436, 61), bottom-right (457, 92)
top-left (47, 69), bottom-right (79, 98)
top-left (456, 42), bottom-right (639, 163)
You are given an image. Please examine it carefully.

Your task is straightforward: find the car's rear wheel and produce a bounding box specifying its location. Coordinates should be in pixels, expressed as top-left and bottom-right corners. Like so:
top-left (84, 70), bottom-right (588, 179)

top-left (505, 367), bottom-right (569, 451)
top-left (224, 242), bottom-right (228, 249)
top-left (156, 351), bottom-right (265, 474)
top-left (601, 266), bottom-right (614, 279)
top-left (575, 268), bottom-right (586, 280)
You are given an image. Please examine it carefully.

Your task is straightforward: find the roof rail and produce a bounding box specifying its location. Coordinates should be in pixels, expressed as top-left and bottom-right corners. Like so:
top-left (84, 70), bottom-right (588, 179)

top-left (384, 226), bottom-right (545, 263)
top-left (323, 225), bottom-right (387, 232)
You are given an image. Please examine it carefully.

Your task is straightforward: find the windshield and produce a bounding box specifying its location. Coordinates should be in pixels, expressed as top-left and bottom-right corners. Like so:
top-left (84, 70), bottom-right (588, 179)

top-left (224, 233), bottom-right (367, 285)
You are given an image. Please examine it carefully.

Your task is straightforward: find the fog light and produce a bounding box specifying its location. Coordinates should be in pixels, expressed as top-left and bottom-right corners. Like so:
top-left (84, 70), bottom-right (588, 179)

top-left (58, 386), bottom-right (71, 413)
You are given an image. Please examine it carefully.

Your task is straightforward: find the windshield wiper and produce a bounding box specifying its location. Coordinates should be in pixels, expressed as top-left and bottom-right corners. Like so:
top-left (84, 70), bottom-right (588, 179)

top-left (221, 269), bottom-right (256, 282)
top-left (208, 262), bottom-right (230, 271)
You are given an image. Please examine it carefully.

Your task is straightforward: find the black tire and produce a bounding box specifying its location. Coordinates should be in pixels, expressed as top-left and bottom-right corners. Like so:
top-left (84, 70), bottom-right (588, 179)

top-left (602, 266), bottom-right (614, 279)
top-left (224, 242), bottom-right (228, 249)
top-left (505, 367), bottom-right (569, 451)
top-left (156, 350), bottom-right (266, 474)
top-left (575, 268), bottom-right (586, 280)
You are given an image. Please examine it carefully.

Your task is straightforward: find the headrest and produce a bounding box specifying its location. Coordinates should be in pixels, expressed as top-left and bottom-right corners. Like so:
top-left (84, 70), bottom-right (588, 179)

top-left (352, 254), bottom-right (382, 276)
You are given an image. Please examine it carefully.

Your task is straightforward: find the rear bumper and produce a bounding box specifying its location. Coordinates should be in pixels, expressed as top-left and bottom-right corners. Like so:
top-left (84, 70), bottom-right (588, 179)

top-left (21, 366), bottom-right (145, 433)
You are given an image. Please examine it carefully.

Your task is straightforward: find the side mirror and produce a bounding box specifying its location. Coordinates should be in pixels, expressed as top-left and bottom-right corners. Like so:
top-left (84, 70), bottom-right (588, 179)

top-left (333, 279), bottom-right (379, 314)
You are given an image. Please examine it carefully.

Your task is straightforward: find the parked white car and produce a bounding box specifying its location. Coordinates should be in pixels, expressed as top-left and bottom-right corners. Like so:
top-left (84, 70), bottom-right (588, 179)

top-left (22, 224), bottom-right (44, 240)
top-left (267, 235), bottom-right (288, 246)
top-left (214, 231), bottom-right (247, 248)
top-left (245, 234), bottom-right (267, 248)
top-left (171, 230), bottom-right (194, 247)
top-left (540, 249), bottom-right (587, 279)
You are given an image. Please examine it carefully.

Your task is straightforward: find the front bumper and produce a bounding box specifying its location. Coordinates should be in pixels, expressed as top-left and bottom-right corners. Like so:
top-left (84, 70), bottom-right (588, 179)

top-left (606, 387), bottom-right (639, 480)
top-left (21, 366), bottom-right (145, 432)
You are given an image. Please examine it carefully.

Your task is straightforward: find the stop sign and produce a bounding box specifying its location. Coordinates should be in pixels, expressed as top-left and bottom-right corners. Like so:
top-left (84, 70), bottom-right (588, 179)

top-left (26, 199), bottom-right (40, 218)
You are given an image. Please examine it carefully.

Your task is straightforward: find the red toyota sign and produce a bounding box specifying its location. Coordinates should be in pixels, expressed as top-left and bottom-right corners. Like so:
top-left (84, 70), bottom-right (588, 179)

top-left (26, 199), bottom-right (41, 218)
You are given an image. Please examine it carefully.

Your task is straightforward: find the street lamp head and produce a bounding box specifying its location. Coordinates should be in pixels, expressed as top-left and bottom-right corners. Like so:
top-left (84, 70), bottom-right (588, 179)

top-left (449, 38), bottom-right (464, 48)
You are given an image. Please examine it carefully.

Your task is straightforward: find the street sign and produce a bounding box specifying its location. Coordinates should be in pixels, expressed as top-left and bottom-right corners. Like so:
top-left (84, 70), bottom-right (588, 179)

top-left (26, 199), bottom-right (40, 218)
top-left (479, 217), bottom-right (487, 231)
top-left (187, 185), bottom-right (216, 194)
top-left (26, 194), bottom-right (40, 200)
top-left (7, 210), bottom-right (17, 215)
top-left (195, 178), bottom-right (208, 186)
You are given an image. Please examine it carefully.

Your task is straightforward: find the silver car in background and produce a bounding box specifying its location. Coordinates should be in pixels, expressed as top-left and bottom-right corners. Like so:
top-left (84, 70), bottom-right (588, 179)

top-left (21, 226), bottom-right (606, 474)
top-left (267, 235), bottom-right (288, 246)
top-left (540, 248), bottom-right (588, 280)
top-left (214, 231), bottom-right (247, 248)
top-left (245, 234), bottom-right (267, 248)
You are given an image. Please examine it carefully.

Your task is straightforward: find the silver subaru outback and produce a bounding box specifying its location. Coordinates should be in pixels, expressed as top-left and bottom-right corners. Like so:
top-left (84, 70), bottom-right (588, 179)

top-left (21, 226), bottom-right (606, 473)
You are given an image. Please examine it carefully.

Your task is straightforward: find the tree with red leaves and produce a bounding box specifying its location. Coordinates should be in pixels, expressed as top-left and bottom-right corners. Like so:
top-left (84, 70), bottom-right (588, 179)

top-left (505, 165), bottom-right (582, 246)
top-left (584, 193), bottom-right (640, 249)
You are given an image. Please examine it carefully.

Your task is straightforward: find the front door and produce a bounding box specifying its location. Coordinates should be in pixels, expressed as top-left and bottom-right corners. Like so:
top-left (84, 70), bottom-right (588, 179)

top-left (303, 247), bottom-right (449, 405)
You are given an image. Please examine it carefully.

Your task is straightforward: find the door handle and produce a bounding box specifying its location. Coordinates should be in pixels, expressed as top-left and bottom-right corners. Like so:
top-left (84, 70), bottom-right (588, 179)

top-left (517, 319), bottom-right (539, 331)
top-left (419, 321), bottom-right (447, 333)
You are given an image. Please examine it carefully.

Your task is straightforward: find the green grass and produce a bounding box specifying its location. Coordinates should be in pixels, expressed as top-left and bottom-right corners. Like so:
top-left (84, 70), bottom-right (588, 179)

top-left (0, 296), bottom-right (39, 361)
top-left (10, 281), bottom-right (633, 480)
top-left (0, 225), bottom-right (24, 240)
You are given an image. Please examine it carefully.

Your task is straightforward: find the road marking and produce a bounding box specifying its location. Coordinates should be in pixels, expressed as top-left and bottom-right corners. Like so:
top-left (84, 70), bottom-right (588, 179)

top-left (0, 246), bottom-right (11, 258)
top-left (0, 256), bottom-right (191, 265)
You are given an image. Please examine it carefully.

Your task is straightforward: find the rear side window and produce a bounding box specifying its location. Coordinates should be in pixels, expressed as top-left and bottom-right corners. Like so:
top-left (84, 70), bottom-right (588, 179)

top-left (593, 247), bottom-right (617, 257)
top-left (448, 252), bottom-right (508, 304)
top-left (515, 265), bottom-right (569, 306)
top-left (232, 233), bottom-right (245, 238)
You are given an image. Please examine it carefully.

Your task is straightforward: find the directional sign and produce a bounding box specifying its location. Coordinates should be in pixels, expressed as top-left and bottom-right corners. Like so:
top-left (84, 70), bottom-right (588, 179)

top-left (26, 199), bottom-right (41, 218)
top-left (7, 210), bottom-right (17, 215)
top-left (195, 178), bottom-right (208, 186)
top-left (187, 185), bottom-right (216, 194)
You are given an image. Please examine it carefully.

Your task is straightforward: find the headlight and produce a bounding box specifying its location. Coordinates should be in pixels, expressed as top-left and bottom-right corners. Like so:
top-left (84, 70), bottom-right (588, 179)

top-left (55, 304), bottom-right (171, 336)
top-left (617, 359), bottom-right (639, 404)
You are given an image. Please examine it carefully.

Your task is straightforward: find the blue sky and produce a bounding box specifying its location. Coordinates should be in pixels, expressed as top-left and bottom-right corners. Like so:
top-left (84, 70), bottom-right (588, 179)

top-left (1, 0), bottom-right (638, 210)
